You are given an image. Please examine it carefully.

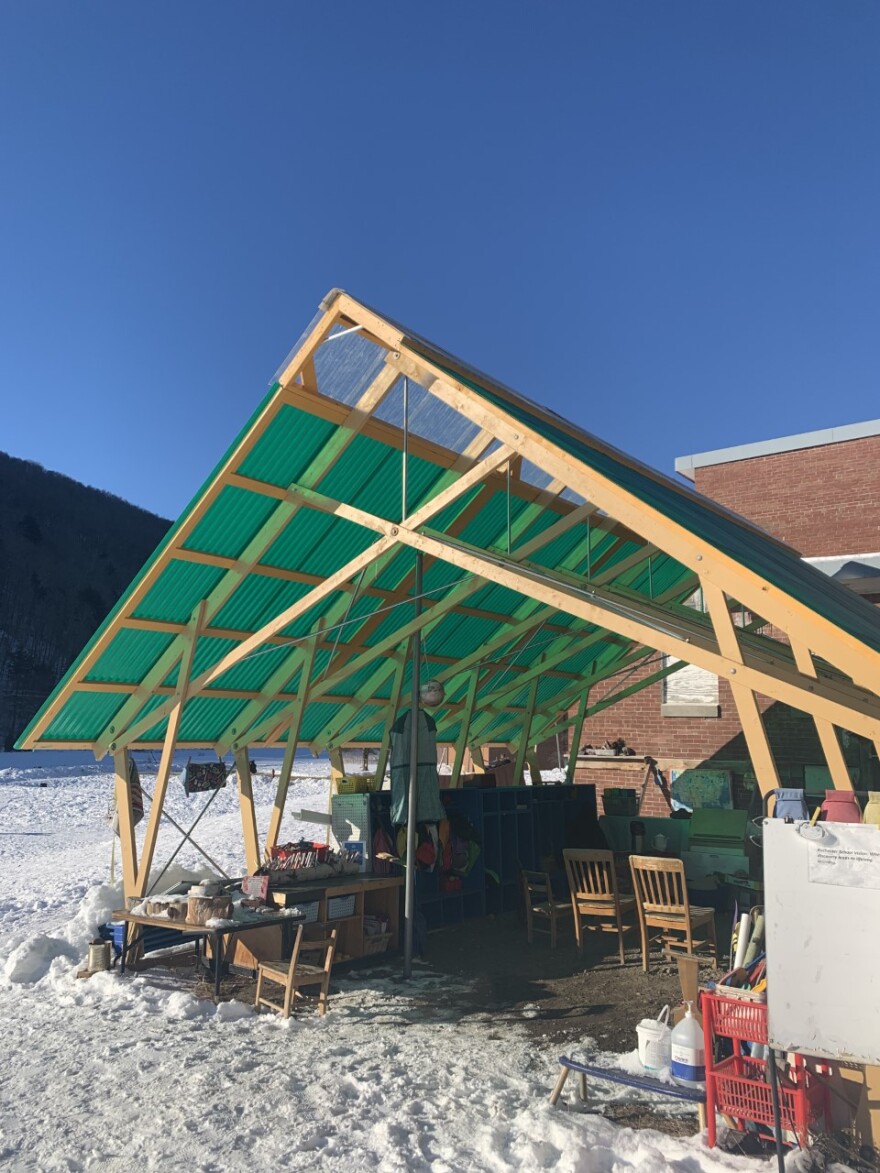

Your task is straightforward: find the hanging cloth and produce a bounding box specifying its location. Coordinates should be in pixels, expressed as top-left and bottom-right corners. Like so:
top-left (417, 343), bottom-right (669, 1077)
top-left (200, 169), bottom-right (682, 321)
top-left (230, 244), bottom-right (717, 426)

top-left (183, 759), bottom-right (229, 796)
top-left (389, 708), bottom-right (445, 825)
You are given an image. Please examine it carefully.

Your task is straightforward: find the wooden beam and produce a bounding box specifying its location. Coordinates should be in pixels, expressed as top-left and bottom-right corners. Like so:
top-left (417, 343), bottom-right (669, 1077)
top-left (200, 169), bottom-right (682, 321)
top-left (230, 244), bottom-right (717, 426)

top-left (703, 582), bottom-right (781, 797)
top-left (134, 603), bottom-right (204, 896)
top-left (389, 524), bottom-right (880, 742)
top-left (265, 731), bottom-right (299, 855)
top-left (566, 692), bottom-right (589, 784)
top-left (591, 544), bottom-right (659, 587)
top-left (511, 679), bottom-right (539, 787)
top-left (109, 534), bottom-right (397, 752)
top-left (112, 749), bottom-right (138, 900)
top-left (264, 632), bottom-right (319, 852)
top-left (790, 640), bottom-right (854, 791)
top-left (235, 746), bottom-right (261, 874)
top-left (392, 343), bottom-right (880, 692)
top-left (24, 307), bottom-right (340, 750)
top-left (206, 443), bottom-right (516, 753)
top-left (450, 668), bottom-right (482, 789)
top-left (372, 651), bottom-right (409, 788)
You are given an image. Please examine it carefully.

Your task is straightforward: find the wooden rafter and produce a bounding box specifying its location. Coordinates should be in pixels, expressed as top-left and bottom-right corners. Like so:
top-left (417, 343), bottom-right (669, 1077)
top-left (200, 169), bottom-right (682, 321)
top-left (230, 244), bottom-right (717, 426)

top-left (264, 631), bottom-right (319, 852)
top-left (790, 639), bottom-right (854, 791)
top-left (703, 582), bottom-right (781, 796)
top-left (449, 667), bottom-right (483, 788)
top-left (26, 309), bottom-right (343, 751)
top-left (387, 341), bottom-right (880, 692)
top-left (206, 444), bottom-right (515, 752)
top-left (387, 525), bottom-right (880, 742)
top-left (134, 602), bottom-right (205, 897)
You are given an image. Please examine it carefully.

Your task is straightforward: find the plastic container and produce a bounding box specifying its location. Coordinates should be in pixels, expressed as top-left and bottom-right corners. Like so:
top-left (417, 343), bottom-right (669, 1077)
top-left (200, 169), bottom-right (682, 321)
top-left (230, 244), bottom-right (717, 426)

top-left (630, 820), bottom-right (646, 853)
top-left (864, 792), bottom-right (880, 828)
top-left (327, 894), bottom-right (356, 919)
top-left (670, 1002), bottom-right (705, 1088)
top-left (636, 1005), bottom-right (671, 1071)
top-left (820, 790), bottom-right (862, 823)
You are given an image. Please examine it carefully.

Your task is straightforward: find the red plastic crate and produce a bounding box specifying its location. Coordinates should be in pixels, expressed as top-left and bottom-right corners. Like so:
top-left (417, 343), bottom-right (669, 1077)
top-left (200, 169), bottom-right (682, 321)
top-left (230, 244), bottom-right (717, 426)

top-left (709, 1055), bottom-right (825, 1147)
top-left (702, 991), bottom-right (768, 1044)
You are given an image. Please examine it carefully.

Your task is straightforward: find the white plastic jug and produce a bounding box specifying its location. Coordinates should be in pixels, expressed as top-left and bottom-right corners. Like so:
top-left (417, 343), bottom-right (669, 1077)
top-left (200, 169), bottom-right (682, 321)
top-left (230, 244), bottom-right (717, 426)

top-left (670, 1001), bottom-right (705, 1088)
top-left (636, 1005), bottom-right (671, 1071)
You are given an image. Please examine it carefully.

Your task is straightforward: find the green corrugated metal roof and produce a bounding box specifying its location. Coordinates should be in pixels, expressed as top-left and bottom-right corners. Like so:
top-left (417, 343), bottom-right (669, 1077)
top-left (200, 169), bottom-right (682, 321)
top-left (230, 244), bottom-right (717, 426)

top-left (418, 352), bottom-right (880, 657)
top-left (19, 290), bottom-right (880, 758)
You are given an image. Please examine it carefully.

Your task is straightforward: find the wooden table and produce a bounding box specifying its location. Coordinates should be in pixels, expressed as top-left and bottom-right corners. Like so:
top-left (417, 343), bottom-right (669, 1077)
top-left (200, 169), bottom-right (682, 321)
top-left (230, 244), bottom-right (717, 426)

top-left (112, 908), bottom-right (306, 999)
top-left (267, 873), bottom-right (404, 961)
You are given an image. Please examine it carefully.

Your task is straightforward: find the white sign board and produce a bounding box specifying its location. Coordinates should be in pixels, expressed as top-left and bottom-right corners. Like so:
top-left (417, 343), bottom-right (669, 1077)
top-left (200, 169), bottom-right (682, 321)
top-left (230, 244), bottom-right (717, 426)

top-left (765, 820), bottom-right (880, 1065)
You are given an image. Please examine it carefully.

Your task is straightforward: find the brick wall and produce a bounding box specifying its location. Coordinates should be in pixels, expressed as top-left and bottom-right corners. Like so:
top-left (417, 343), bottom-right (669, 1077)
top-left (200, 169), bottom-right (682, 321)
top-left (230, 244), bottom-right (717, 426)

top-left (694, 434), bottom-right (880, 556)
top-left (575, 655), bottom-right (875, 810)
top-left (569, 429), bottom-right (880, 812)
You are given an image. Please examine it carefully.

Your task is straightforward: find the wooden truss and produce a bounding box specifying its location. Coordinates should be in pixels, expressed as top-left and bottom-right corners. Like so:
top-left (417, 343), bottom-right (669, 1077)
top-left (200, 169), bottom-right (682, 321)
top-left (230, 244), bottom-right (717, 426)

top-left (23, 291), bottom-right (880, 896)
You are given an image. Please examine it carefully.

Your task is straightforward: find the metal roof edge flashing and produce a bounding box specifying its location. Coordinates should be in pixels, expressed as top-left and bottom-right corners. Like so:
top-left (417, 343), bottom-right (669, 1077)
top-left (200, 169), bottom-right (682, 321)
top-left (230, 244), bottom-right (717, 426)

top-left (320, 287), bottom-right (345, 312)
top-left (676, 418), bottom-right (880, 479)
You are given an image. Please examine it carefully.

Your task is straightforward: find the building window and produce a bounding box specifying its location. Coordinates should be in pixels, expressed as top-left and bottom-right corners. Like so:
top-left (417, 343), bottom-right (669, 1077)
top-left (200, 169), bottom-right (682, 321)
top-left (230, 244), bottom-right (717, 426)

top-left (661, 659), bottom-right (720, 717)
top-left (660, 587), bottom-right (720, 717)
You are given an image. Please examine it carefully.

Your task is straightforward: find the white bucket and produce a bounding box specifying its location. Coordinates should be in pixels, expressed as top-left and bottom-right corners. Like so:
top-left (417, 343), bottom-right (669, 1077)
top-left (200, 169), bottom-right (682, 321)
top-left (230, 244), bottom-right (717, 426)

top-left (636, 1005), bottom-right (671, 1071)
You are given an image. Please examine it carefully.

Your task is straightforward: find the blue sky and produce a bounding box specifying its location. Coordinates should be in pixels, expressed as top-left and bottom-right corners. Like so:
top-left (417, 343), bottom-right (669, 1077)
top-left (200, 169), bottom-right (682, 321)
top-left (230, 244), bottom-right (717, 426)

top-left (2, 3), bottom-right (879, 520)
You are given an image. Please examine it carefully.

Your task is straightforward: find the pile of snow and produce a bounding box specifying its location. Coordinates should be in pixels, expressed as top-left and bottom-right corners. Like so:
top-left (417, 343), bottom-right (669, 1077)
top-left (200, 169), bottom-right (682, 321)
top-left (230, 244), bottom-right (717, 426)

top-left (0, 750), bottom-right (819, 1170)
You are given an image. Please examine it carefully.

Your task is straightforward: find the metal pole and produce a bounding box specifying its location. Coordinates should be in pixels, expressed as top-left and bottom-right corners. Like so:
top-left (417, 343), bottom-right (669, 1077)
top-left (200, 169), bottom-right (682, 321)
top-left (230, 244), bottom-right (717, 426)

top-left (766, 1049), bottom-right (787, 1173)
top-left (403, 551), bottom-right (423, 979)
top-left (402, 376), bottom-right (409, 522)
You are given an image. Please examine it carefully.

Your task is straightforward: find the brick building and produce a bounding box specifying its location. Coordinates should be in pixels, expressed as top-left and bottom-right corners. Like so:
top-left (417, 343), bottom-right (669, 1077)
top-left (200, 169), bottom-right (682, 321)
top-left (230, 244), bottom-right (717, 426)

top-left (574, 419), bottom-right (880, 816)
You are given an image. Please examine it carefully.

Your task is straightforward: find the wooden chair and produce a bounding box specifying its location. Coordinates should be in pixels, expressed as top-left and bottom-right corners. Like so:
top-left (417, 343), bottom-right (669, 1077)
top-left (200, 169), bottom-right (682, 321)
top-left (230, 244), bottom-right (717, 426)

top-left (520, 868), bottom-right (571, 948)
top-left (563, 848), bottom-right (637, 965)
top-left (254, 924), bottom-right (338, 1018)
top-left (629, 855), bottom-right (719, 973)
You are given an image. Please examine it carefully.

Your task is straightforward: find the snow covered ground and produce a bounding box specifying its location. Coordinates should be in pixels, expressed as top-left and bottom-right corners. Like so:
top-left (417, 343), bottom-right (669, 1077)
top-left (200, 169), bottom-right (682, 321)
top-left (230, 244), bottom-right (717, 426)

top-left (0, 751), bottom-right (824, 1171)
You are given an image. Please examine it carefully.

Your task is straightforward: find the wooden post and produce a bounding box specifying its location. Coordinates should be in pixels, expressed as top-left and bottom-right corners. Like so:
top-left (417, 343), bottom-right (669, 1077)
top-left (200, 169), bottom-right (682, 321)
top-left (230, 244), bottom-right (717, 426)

top-left (266, 725), bottom-right (300, 855)
top-left (566, 691), bottom-right (589, 785)
top-left (112, 749), bottom-right (138, 900)
top-left (791, 641), bottom-right (855, 791)
top-left (235, 747), bottom-right (261, 874)
top-left (450, 668), bottom-right (481, 789)
top-left (512, 679), bottom-right (540, 786)
top-left (134, 603), bottom-right (204, 896)
top-left (264, 634), bottom-right (319, 852)
top-left (703, 583), bottom-right (781, 797)
top-left (328, 747), bottom-right (346, 792)
top-left (470, 745), bottom-right (486, 773)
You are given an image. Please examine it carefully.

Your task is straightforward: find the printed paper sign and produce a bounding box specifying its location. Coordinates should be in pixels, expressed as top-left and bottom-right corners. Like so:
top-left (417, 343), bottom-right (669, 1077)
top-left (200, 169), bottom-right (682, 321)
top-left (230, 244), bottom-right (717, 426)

top-left (241, 874), bottom-right (270, 899)
top-left (808, 825), bottom-right (880, 890)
